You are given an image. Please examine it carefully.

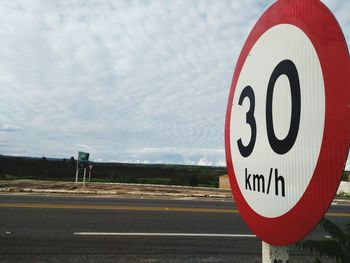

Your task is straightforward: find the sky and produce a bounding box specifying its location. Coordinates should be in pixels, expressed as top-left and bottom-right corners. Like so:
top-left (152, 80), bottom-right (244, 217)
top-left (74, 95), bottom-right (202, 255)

top-left (0, 0), bottom-right (349, 168)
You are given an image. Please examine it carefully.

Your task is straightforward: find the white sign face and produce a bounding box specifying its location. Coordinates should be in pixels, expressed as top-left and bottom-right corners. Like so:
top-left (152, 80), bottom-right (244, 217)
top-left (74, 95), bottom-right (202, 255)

top-left (230, 24), bottom-right (325, 218)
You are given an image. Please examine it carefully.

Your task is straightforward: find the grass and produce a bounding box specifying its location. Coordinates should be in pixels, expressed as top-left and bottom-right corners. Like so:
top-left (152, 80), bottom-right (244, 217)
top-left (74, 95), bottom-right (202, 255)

top-left (0, 154), bottom-right (227, 188)
top-left (0, 154), bottom-right (348, 190)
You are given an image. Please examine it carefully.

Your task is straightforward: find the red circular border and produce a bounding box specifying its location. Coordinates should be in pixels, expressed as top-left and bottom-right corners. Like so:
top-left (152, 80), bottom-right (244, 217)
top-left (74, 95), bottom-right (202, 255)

top-left (225, 0), bottom-right (350, 245)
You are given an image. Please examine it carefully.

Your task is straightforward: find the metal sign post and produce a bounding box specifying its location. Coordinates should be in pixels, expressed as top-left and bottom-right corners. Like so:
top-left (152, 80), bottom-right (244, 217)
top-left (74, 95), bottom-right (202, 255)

top-left (88, 164), bottom-right (93, 183)
top-left (82, 168), bottom-right (87, 188)
top-left (262, 242), bottom-right (289, 263)
top-left (75, 156), bottom-right (79, 186)
top-left (74, 151), bottom-right (90, 187)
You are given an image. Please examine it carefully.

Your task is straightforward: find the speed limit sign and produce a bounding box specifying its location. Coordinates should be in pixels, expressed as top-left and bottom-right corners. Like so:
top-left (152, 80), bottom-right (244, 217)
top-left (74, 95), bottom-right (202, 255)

top-left (225, 0), bottom-right (350, 245)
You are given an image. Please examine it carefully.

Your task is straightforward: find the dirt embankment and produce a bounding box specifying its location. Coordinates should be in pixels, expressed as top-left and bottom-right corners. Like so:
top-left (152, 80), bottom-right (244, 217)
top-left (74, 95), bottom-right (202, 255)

top-left (0, 180), bottom-right (232, 199)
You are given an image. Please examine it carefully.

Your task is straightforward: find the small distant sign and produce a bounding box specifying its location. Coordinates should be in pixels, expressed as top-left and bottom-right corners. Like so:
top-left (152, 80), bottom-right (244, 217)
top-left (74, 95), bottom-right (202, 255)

top-left (78, 151), bottom-right (89, 168)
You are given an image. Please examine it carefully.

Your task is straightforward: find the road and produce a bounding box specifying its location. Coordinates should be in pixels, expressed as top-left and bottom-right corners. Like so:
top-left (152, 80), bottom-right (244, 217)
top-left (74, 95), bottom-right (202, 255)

top-left (0, 194), bottom-right (348, 262)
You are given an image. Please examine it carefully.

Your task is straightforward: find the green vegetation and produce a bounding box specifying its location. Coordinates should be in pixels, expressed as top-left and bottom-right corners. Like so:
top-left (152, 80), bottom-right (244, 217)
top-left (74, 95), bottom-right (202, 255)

top-left (0, 155), bottom-right (227, 187)
top-left (342, 170), bottom-right (350, 181)
top-left (337, 192), bottom-right (350, 199)
top-left (296, 218), bottom-right (350, 263)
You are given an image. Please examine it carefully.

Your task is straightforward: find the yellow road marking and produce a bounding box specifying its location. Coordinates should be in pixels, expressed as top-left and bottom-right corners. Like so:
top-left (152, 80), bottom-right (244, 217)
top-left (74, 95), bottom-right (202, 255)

top-left (0, 203), bottom-right (348, 217)
top-left (0, 203), bottom-right (237, 214)
top-left (324, 212), bottom-right (350, 217)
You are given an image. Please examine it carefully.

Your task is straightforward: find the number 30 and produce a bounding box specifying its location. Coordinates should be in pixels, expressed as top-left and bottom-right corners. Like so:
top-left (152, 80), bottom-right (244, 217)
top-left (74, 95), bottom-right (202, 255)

top-left (237, 59), bottom-right (301, 157)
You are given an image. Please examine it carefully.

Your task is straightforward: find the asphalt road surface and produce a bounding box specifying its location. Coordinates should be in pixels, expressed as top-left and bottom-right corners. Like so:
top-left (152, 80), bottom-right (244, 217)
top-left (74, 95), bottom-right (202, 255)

top-left (0, 194), bottom-right (349, 262)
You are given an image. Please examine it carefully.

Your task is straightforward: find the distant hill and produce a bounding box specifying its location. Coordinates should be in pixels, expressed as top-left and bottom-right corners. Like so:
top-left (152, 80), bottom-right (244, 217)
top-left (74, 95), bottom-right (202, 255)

top-left (0, 154), bottom-right (227, 187)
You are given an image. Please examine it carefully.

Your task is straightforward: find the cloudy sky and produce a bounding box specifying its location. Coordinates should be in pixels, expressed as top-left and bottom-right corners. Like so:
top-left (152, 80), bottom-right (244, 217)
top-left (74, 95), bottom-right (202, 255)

top-left (0, 0), bottom-right (349, 167)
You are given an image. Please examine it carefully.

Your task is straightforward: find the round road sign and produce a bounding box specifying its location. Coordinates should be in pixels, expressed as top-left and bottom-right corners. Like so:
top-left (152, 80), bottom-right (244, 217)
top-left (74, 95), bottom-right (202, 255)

top-left (225, 0), bottom-right (350, 245)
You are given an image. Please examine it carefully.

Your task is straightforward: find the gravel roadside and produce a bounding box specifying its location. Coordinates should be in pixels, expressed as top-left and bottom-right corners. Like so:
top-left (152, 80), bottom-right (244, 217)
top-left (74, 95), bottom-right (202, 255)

top-left (0, 179), bottom-right (232, 199)
top-left (1, 180), bottom-right (349, 204)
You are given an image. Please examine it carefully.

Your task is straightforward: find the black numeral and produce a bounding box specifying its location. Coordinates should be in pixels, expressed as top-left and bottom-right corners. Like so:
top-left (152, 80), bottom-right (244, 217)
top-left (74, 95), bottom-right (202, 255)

top-left (237, 86), bottom-right (257, 158)
top-left (266, 59), bottom-right (301, 154)
top-left (237, 59), bottom-right (301, 156)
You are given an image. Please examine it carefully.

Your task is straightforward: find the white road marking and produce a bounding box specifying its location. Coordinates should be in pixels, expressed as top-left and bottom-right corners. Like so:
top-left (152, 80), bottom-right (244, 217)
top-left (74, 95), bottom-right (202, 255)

top-left (73, 232), bottom-right (256, 238)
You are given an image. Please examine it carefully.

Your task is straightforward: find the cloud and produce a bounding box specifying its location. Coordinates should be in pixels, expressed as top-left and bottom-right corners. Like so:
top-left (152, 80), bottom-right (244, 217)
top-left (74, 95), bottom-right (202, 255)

top-left (0, 124), bottom-right (22, 132)
top-left (345, 155), bottom-right (350, 171)
top-left (119, 147), bottom-right (226, 166)
top-left (74, 144), bottom-right (90, 149)
top-left (0, 0), bottom-right (348, 166)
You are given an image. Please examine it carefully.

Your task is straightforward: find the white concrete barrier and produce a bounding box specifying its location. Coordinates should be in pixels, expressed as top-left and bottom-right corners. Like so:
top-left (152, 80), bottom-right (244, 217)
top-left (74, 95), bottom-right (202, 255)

top-left (219, 175), bottom-right (230, 189)
top-left (220, 174), bottom-right (350, 195)
top-left (337, 181), bottom-right (350, 195)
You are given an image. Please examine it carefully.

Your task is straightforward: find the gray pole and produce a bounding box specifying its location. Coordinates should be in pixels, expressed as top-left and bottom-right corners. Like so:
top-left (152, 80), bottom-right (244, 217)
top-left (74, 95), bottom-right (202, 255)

top-left (83, 168), bottom-right (87, 188)
top-left (75, 154), bottom-right (79, 186)
top-left (262, 241), bottom-right (289, 263)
